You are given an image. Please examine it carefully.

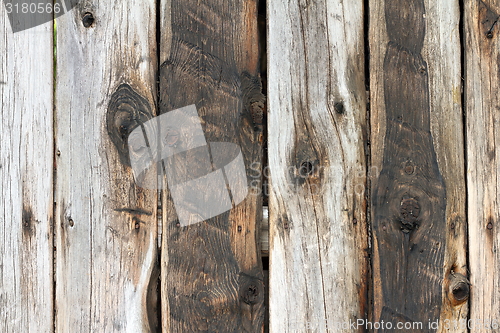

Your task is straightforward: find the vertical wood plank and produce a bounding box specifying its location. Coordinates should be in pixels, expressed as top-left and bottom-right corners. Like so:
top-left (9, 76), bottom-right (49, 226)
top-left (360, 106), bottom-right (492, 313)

top-left (465, 0), bottom-right (500, 330)
top-left (370, 0), bottom-right (467, 329)
top-left (159, 0), bottom-right (265, 331)
top-left (268, 0), bottom-right (369, 331)
top-left (0, 11), bottom-right (54, 333)
top-left (54, 2), bottom-right (158, 332)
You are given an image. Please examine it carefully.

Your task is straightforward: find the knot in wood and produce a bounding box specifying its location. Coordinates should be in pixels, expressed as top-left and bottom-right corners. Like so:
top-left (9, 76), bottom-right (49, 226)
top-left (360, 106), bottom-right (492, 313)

top-left (399, 196), bottom-right (420, 233)
top-left (298, 161), bottom-right (314, 177)
top-left (334, 102), bottom-right (345, 114)
top-left (240, 283), bottom-right (260, 305)
top-left (82, 12), bottom-right (95, 28)
top-left (163, 128), bottom-right (179, 147)
top-left (250, 101), bottom-right (264, 127)
top-left (106, 84), bottom-right (152, 166)
top-left (452, 282), bottom-right (469, 302)
top-left (404, 161), bottom-right (415, 175)
top-left (448, 272), bottom-right (470, 305)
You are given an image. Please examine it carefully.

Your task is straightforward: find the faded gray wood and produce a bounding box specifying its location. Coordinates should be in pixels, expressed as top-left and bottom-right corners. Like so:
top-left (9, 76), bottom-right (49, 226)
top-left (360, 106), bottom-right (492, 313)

top-left (54, 2), bottom-right (158, 332)
top-left (0, 12), bottom-right (54, 333)
top-left (267, 0), bottom-right (369, 332)
top-left (465, 0), bottom-right (500, 331)
top-left (370, 0), bottom-right (467, 329)
top-left (422, 1), bottom-right (469, 327)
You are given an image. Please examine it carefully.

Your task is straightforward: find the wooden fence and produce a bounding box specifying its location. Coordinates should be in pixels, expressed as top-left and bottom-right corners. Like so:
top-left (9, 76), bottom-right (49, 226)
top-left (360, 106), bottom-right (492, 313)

top-left (1, 0), bottom-right (499, 332)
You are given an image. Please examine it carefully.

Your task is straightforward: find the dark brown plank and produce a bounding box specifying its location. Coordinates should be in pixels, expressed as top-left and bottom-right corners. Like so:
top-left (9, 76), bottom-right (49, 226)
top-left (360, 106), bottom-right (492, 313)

top-left (159, 0), bottom-right (265, 331)
top-left (370, 0), bottom-right (467, 329)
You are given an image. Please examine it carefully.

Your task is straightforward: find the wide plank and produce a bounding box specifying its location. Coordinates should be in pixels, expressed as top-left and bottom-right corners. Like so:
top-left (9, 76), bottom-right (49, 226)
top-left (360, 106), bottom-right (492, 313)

top-left (370, 0), bottom-right (467, 330)
top-left (268, 0), bottom-right (369, 331)
top-left (54, 2), bottom-right (158, 331)
top-left (159, 0), bottom-right (266, 331)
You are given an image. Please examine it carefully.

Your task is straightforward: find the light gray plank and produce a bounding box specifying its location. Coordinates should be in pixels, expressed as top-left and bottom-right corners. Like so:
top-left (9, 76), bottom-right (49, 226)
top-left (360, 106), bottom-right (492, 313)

top-left (54, 2), bottom-right (158, 332)
top-left (465, 1), bottom-right (500, 331)
top-left (0, 10), bottom-right (54, 333)
top-left (268, 1), bottom-right (369, 331)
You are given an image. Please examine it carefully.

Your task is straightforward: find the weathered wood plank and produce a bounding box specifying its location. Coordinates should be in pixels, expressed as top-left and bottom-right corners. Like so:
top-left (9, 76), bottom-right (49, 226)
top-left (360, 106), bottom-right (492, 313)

top-left (268, 0), bottom-right (369, 331)
top-left (0, 11), bottom-right (54, 333)
top-left (159, 0), bottom-right (265, 331)
top-left (465, 0), bottom-right (500, 331)
top-left (370, 0), bottom-right (467, 329)
top-left (54, 2), bottom-right (158, 332)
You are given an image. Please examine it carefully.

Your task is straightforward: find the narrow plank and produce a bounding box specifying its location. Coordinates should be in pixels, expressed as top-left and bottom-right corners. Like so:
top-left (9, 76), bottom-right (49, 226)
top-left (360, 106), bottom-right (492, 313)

top-left (0, 10), bottom-right (54, 333)
top-left (465, 0), bottom-right (500, 330)
top-left (268, 0), bottom-right (369, 331)
top-left (370, 0), bottom-right (467, 329)
top-left (159, 0), bottom-right (266, 331)
top-left (54, 2), bottom-right (158, 332)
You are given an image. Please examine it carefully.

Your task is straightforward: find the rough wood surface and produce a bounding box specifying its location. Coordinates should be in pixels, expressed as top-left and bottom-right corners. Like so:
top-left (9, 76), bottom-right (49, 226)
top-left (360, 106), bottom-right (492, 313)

top-left (54, 2), bottom-right (158, 332)
top-left (370, 0), bottom-right (467, 330)
top-left (268, 0), bottom-right (369, 331)
top-left (159, 0), bottom-right (265, 331)
top-left (465, 1), bottom-right (500, 331)
top-left (0, 13), bottom-right (54, 333)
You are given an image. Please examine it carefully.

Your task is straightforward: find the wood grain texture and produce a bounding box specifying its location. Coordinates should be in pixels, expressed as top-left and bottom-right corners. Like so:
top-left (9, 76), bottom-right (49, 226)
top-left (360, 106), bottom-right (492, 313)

top-left (54, 1), bottom-right (158, 332)
top-left (465, 0), bottom-right (500, 331)
top-left (0, 11), bottom-right (54, 333)
top-left (159, 0), bottom-right (265, 331)
top-left (370, 0), bottom-right (467, 330)
top-left (268, 0), bottom-right (368, 331)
